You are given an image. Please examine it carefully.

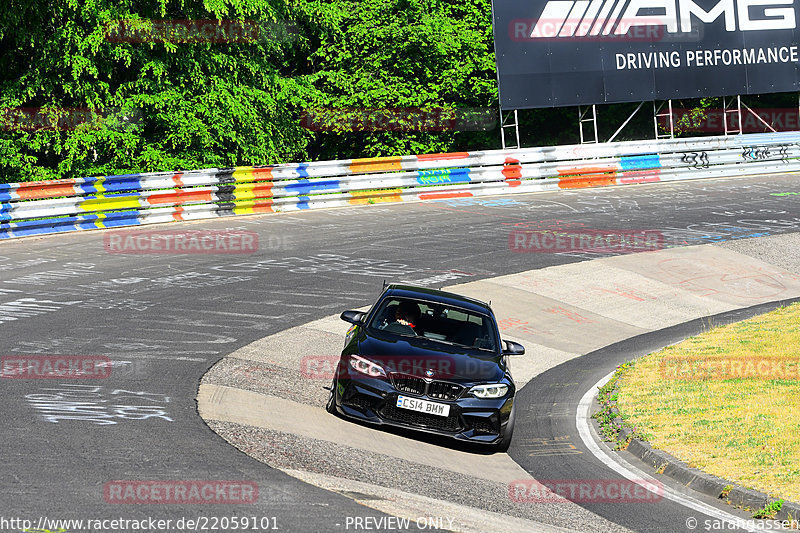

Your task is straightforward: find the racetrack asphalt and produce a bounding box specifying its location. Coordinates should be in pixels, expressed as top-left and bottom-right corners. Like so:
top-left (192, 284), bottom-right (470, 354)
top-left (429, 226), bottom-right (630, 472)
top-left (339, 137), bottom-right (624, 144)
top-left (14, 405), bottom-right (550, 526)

top-left (199, 234), bottom-right (800, 532)
top-left (1, 174), bottom-right (800, 532)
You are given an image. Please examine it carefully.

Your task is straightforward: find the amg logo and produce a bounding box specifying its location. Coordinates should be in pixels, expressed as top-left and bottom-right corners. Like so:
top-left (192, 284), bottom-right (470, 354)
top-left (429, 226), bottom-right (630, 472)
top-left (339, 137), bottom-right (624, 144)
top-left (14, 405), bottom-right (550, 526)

top-left (530, 0), bottom-right (796, 37)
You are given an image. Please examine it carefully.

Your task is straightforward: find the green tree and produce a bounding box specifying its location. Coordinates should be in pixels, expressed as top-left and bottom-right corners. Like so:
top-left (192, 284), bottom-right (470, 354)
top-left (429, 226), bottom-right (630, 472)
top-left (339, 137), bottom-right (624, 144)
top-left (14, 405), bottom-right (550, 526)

top-left (292, 0), bottom-right (498, 159)
top-left (0, 0), bottom-right (501, 181)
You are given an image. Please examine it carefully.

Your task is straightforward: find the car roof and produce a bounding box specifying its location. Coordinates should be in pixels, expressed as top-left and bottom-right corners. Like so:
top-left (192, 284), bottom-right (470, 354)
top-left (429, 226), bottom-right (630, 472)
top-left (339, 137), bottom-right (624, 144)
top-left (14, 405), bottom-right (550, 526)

top-left (382, 284), bottom-right (493, 315)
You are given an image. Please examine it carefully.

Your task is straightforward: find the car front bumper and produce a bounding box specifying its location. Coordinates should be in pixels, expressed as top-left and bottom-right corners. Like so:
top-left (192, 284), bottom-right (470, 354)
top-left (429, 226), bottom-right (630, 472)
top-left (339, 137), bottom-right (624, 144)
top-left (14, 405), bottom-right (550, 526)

top-left (333, 371), bottom-right (514, 445)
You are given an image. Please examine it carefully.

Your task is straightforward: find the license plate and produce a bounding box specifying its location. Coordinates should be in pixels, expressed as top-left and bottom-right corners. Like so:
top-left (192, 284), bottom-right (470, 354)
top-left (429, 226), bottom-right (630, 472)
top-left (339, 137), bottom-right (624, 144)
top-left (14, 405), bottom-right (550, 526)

top-left (396, 395), bottom-right (450, 417)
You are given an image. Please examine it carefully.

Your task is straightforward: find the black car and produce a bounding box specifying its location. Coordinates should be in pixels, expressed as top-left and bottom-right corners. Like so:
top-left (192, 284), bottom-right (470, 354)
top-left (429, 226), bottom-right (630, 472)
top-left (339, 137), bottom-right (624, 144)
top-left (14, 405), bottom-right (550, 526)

top-left (326, 284), bottom-right (525, 452)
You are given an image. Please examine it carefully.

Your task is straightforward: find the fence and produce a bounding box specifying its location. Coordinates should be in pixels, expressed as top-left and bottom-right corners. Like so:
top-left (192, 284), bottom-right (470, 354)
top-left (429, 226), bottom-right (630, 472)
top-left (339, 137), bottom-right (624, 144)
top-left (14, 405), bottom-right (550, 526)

top-left (2, 131), bottom-right (800, 239)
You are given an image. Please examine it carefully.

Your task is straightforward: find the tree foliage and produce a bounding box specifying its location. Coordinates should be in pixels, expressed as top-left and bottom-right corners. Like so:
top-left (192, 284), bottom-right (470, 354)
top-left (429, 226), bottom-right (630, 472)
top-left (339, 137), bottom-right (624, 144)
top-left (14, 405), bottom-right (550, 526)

top-left (0, 0), bottom-right (499, 181)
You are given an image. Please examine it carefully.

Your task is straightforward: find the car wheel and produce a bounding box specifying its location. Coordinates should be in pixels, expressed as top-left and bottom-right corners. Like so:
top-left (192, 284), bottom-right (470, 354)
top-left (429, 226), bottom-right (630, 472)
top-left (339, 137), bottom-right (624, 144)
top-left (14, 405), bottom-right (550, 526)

top-left (495, 403), bottom-right (516, 453)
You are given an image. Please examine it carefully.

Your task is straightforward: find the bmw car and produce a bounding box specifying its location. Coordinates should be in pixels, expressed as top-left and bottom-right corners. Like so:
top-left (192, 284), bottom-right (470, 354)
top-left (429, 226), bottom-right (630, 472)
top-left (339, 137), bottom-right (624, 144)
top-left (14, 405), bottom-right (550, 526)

top-left (326, 284), bottom-right (525, 451)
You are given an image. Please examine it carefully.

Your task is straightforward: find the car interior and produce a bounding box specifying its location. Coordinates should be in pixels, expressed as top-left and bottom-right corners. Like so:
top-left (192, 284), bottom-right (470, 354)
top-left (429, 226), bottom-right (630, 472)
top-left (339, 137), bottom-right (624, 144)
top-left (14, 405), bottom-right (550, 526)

top-left (372, 298), bottom-right (496, 351)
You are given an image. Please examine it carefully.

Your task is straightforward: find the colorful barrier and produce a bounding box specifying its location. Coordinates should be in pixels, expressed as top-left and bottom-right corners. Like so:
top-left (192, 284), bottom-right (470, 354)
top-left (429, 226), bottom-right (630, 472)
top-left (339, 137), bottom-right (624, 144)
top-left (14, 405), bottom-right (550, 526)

top-left (2, 132), bottom-right (800, 239)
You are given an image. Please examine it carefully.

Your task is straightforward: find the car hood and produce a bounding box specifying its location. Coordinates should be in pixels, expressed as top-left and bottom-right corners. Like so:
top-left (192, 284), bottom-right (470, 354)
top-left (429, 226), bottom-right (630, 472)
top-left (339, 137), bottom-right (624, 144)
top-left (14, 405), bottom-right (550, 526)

top-left (356, 334), bottom-right (505, 382)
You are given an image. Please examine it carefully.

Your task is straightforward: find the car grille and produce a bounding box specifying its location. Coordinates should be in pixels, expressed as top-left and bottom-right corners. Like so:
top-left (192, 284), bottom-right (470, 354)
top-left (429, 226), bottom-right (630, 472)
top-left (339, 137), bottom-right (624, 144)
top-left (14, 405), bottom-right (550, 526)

top-left (427, 380), bottom-right (464, 401)
top-left (389, 373), bottom-right (464, 401)
top-left (380, 399), bottom-right (463, 432)
top-left (392, 375), bottom-right (426, 396)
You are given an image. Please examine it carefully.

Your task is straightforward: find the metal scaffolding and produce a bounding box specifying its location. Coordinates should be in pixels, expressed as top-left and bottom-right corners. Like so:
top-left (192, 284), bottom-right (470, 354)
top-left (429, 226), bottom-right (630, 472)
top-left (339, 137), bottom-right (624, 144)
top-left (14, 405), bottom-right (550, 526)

top-left (500, 109), bottom-right (520, 150)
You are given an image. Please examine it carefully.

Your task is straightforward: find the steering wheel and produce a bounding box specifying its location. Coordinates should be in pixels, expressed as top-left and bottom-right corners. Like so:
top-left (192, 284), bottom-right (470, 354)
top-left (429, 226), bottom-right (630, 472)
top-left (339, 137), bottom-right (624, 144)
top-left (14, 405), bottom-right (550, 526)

top-left (382, 322), bottom-right (418, 336)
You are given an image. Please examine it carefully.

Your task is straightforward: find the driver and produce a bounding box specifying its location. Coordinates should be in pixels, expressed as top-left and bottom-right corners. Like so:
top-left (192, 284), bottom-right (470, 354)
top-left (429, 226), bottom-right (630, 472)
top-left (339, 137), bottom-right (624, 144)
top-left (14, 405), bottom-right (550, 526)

top-left (395, 301), bottom-right (421, 329)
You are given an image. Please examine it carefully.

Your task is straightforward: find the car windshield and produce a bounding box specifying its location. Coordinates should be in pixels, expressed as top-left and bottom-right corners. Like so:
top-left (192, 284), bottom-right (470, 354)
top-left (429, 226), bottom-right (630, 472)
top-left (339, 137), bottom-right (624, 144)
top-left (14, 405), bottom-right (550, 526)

top-left (368, 297), bottom-right (498, 352)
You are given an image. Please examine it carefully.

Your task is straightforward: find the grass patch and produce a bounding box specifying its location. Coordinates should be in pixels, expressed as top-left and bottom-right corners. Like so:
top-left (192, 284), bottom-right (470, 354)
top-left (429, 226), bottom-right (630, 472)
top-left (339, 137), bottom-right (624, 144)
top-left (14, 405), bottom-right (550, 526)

top-left (593, 362), bottom-right (637, 448)
top-left (753, 499), bottom-right (784, 519)
top-left (615, 302), bottom-right (800, 502)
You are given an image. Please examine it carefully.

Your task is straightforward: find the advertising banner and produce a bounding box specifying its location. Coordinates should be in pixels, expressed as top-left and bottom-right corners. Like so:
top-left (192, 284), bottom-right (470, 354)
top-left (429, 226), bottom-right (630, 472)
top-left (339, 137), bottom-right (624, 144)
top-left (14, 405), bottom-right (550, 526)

top-left (492, 0), bottom-right (800, 109)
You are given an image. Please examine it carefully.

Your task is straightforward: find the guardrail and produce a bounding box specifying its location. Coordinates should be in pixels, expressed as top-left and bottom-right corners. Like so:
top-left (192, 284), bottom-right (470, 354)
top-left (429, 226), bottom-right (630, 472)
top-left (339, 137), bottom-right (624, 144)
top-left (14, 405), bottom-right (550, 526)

top-left (2, 131), bottom-right (800, 239)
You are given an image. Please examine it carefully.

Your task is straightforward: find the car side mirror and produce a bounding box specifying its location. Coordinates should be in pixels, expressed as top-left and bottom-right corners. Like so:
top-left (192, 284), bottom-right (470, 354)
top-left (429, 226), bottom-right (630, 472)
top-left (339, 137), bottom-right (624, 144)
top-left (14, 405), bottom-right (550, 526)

top-left (502, 340), bottom-right (525, 356)
top-left (341, 310), bottom-right (366, 326)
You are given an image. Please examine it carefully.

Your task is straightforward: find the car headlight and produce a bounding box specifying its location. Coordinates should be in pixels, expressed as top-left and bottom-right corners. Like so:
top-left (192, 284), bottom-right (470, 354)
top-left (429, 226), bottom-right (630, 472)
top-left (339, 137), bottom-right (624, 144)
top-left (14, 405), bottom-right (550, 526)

top-left (469, 383), bottom-right (508, 399)
top-left (349, 355), bottom-right (386, 378)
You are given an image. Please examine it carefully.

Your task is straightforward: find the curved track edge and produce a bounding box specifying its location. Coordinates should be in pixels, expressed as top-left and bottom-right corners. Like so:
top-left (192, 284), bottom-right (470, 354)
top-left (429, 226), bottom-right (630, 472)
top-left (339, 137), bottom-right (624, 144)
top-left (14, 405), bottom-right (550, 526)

top-left (198, 232), bottom-right (800, 532)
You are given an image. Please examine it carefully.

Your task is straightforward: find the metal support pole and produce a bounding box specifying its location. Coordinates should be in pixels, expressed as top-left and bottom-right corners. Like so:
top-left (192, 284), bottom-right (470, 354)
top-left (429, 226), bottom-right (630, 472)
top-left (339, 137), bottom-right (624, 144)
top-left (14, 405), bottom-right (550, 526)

top-left (578, 105), bottom-right (598, 144)
top-left (666, 100), bottom-right (674, 138)
top-left (740, 101), bottom-right (776, 133)
top-left (723, 95), bottom-right (742, 136)
top-left (653, 100), bottom-right (674, 139)
top-left (607, 101), bottom-right (644, 143)
top-left (500, 109), bottom-right (520, 150)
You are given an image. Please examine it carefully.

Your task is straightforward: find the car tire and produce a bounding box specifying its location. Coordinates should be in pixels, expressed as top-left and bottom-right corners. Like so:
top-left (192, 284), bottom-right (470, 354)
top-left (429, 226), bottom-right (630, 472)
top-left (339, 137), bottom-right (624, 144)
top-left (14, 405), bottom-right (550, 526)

top-left (495, 402), bottom-right (516, 453)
